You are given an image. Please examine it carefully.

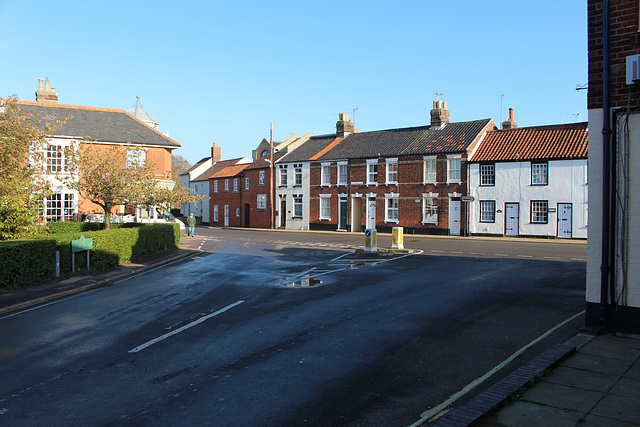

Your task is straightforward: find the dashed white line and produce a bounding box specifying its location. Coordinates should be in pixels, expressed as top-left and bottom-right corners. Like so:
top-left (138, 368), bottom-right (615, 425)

top-left (517, 255), bottom-right (533, 258)
top-left (128, 300), bottom-right (245, 353)
top-left (494, 253), bottom-right (509, 257)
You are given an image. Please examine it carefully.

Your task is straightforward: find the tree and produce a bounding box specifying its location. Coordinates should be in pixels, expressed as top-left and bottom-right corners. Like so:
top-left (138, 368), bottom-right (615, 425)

top-left (68, 143), bottom-right (157, 229)
top-left (0, 97), bottom-right (55, 239)
top-left (171, 154), bottom-right (191, 183)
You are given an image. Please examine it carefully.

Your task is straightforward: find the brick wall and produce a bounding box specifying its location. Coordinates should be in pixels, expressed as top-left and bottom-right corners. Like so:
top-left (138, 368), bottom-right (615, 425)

top-left (308, 154), bottom-right (468, 234)
top-left (588, 0), bottom-right (640, 110)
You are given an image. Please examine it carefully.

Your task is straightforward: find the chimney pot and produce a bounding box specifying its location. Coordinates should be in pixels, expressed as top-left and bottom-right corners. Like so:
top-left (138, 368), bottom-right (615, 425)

top-left (430, 100), bottom-right (450, 128)
top-left (502, 108), bottom-right (518, 129)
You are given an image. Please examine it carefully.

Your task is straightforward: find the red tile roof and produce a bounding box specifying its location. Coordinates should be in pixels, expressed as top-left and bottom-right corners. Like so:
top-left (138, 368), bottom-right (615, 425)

top-left (470, 122), bottom-right (588, 162)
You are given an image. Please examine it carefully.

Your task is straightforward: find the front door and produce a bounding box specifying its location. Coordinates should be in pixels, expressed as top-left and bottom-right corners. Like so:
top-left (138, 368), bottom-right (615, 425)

top-left (449, 200), bottom-right (461, 236)
top-left (280, 199), bottom-right (286, 228)
top-left (338, 198), bottom-right (347, 230)
top-left (244, 203), bottom-right (250, 228)
top-left (505, 203), bottom-right (519, 236)
top-left (351, 197), bottom-right (362, 232)
top-left (557, 203), bottom-right (572, 238)
top-left (224, 205), bottom-right (229, 227)
top-left (366, 198), bottom-right (376, 229)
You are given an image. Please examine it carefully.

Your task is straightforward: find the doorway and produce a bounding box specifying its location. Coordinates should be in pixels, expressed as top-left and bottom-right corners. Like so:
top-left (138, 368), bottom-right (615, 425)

top-left (224, 205), bottom-right (229, 227)
top-left (338, 198), bottom-right (347, 231)
top-left (504, 203), bottom-right (519, 236)
top-left (280, 199), bottom-right (287, 228)
top-left (449, 199), bottom-right (460, 236)
top-left (244, 203), bottom-right (250, 228)
top-left (557, 203), bottom-right (572, 238)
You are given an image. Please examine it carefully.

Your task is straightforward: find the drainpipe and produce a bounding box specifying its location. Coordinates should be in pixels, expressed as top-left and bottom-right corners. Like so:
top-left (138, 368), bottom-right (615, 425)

top-left (600, 0), bottom-right (611, 326)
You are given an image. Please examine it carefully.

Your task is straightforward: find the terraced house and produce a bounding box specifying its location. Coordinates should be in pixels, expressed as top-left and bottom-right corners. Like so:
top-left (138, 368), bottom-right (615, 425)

top-left (468, 110), bottom-right (588, 239)
top-left (287, 102), bottom-right (495, 235)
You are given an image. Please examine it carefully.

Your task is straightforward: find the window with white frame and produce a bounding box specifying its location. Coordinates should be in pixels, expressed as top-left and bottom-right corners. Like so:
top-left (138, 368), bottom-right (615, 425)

top-left (367, 159), bottom-right (378, 185)
top-left (259, 170), bottom-right (265, 185)
top-left (319, 194), bottom-right (331, 220)
top-left (385, 193), bottom-right (399, 222)
top-left (126, 149), bottom-right (146, 168)
top-left (46, 145), bottom-right (64, 173)
top-left (214, 180), bottom-right (219, 193)
top-left (213, 205), bottom-right (219, 222)
top-left (422, 195), bottom-right (438, 223)
top-left (236, 208), bottom-right (240, 217)
top-left (245, 177), bottom-right (250, 190)
top-left (321, 163), bottom-right (331, 186)
top-left (337, 162), bottom-right (348, 186)
top-left (233, 178), bottom-right (239, 192)
top-left (479, 200), bottom-right (496, 222)
top-left (224, 179), bottom-right (230, 191)
top-left (480, 164), bottom-right (495, 186)
top-left (279, 165), bottom-right (288, 187)
top-left (531, 200), bottom-right (548, 223)
top-left (294, 164), bottom-right (302, 186)
top-left (423, 156), bottom-right (436, 183)
top-left (293, 195), bottom-right (303, 218)
top-left (257, 194), bottom-right (267, 210)
top-left (447, 156), bottom-right (461, 182)
top-left (531, 162), bottom-right (548, 185)
top-left (43, 193), bottom-right (74, 222)
top-left (386, 158), bottom-right (398, 184)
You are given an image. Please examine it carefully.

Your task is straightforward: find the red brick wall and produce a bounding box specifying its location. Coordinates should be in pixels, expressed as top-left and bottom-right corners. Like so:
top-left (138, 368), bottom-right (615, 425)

top-left (208, 177), bottom-right (243, 227)
top-left (77, 143), bottom-right (174, 215)
top-left (309, 155), bottom-right (468, 234)
top-left (588, 0), bottom-right (640, 110)
top-left (242, 167), bottom-right (274, 229)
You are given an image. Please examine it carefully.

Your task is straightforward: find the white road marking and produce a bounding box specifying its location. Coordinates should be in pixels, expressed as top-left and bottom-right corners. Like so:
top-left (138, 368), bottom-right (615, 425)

top-left (410, 310), bottom-right (586, 426)
top-left (494, 253), bottom-right (509, 257)
top-left (128, 300), bottom-right (245, 353)
top-left (517, 255), bottom-right (533, 258)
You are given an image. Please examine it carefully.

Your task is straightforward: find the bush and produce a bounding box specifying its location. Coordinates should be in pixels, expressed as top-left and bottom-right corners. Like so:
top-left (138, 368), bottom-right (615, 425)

top-left (0, 240), bottom-right (57, 289)
top-left (1, 223), bottom-right (180, 290)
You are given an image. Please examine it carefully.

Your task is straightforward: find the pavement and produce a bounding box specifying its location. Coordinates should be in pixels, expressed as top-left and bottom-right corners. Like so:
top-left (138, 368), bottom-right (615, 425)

top-left (1, 232), bottom-right (637, 427)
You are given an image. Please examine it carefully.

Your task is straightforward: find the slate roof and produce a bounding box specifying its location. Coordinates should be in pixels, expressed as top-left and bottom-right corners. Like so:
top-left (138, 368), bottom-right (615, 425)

top-left (276, 134), bottom-right (345, 163)
top-left (16, 101), bottom-right (180, 148)
top-left (245, 153), bottom-right (284, 170)
top-left (127, 96), bottom-right (160, 126)
top-left (280, 119), bottom-right (493, 162)
top-left (470, 122), bottom-right (588, 162)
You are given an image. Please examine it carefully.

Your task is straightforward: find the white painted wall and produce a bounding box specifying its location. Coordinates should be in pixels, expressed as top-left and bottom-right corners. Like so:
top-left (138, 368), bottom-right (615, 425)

top-left (276, 162), bottom-right (311, 230)
top-left (469, 159), bottom-right (588, 238)
top-left (587, 109), bottom-right (640, 309)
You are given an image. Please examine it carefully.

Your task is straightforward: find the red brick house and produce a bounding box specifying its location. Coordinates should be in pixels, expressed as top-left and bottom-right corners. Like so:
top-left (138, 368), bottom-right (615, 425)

top-left (304, 103), bottom-right (495, 235)
top-left (208, 155), bottom-right (282, 228)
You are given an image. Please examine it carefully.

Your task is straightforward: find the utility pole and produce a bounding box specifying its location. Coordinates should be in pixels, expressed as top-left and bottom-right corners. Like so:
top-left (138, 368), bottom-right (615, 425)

top-left (269, 122), bottom-right (274, 229)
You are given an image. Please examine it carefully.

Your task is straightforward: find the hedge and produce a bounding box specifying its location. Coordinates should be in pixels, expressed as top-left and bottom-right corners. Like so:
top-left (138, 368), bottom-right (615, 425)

top-left (0, 240), bottom-right (57, 289)
top-left (0, 223), bottom-right (181, 291)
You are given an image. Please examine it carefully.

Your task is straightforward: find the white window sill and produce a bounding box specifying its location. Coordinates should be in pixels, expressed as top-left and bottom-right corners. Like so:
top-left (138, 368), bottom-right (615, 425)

top-left (422, 219), bottom-right (438, 224)
top-left (385, 182), bottom-right (398, 186)
top-left (319, 217), bottom-right (331, 221)
top-left (384, 219), bottom-right (399, 224)
top-left (321, 184), bottom-right (331, 187)
top-left (366, 183), bottom-right (379, 186)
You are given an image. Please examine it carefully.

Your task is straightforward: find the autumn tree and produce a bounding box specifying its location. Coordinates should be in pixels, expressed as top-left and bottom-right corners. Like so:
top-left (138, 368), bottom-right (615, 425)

top-left (0, 97), bottom-right (54, 239)
top-left (68, 143), bottom-right (157, 229)
top-left (171, 154), bottom-right (191, 183)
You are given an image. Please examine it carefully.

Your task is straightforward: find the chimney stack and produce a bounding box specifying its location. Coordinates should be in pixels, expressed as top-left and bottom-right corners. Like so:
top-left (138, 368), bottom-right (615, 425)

top-left (211, 142), bottom-right (221, 163)
top-left (502, 108), bottom-right (518, 129)
top-left (430, 100), bottom-right (450, 128)
top-left (336, 112), bottom-right (354, 138)
top-left (35, 77), bottom-right (59, 104)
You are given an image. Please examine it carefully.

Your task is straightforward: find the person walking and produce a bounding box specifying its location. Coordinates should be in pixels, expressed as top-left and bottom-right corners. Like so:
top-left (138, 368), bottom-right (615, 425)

top-left (186, 212), bottom-right (196, 237)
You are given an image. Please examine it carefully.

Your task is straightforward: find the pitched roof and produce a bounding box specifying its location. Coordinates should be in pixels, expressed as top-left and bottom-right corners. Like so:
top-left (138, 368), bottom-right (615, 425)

top-left (245, 153), bottom-right (285, 170)
top-left (181, 157), bottom-right (211, 176)
top-left (193, 158), bottom-right (251, 181)
top-left (15, 101), bottom-right (180, 148)
top-left (469, 122), bottom-right (588, 162)
top-left (276, 134), bottom-right (344, 163)
top-left (315, 119), bottom-right (493, 161)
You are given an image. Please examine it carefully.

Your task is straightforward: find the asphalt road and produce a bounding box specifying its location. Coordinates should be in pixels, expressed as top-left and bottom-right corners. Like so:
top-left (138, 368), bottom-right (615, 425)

top-left (0, 229), bottom-right (587, 426)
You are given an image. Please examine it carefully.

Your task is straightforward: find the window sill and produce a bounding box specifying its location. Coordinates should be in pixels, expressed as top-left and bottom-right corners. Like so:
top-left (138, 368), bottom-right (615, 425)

top-left (321, 184), bottom-right (331, 187)
top-left (384, 219), bottom-right (399, 224)
top-left (479, 220), bottom-right (495, 224)
top-left (366, 183), bottom-right (379, 186)
top-left (422, 219), bottom-right (438, 224)
top-left (319, 217), bottom-right (331, 221)
top-left (385, 182), bottom-right (398, 186)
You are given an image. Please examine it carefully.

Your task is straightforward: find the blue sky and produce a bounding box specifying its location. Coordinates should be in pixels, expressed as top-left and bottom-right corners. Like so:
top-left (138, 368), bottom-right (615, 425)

top-left (1, 1), bottom-right (587, 165)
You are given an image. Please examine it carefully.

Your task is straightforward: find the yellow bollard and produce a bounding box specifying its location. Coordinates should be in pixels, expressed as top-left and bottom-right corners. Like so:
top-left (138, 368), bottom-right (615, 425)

top-left (392, 227), bottom-right (404, 249)
top-left (364, 228), bottom-right (377, 252)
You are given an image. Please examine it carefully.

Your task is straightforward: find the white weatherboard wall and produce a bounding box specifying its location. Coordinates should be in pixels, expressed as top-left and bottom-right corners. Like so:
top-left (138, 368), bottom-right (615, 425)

top-left (469, 160), bottom-right (588, 238)
top-left (276, 162), bottom-right (311, 230)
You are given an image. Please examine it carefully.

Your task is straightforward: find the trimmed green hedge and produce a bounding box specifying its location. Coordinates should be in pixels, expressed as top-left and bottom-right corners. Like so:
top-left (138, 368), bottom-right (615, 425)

top-left (0, 223), bottom-right (181, 291)
top-left (0, 240), bottom-right (57, 289)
